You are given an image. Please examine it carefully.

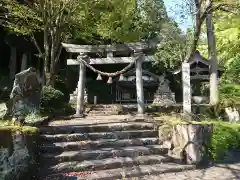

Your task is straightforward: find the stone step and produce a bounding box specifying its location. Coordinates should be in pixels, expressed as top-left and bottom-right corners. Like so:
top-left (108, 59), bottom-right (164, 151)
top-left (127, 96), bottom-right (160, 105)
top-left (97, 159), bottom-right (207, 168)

top-left (85, 106), bottom-right (120, 110)
top-left (88, 109), bottom-right (119, 112)
top-left (87, 111), bottom-right (119, 115)
top-left (41, 163), bottom-right (195, 180)
top-left (90, 105), bottom-right (120, 108)
top-left (40, 122), bottom-right (155, 135)
top-left (40, 130), bottom-right (158, 142)
top-left (40, 155), bottom-right (174, 175)
top-left (41, 145), bottom-right (168, 164)
top-left (40, 138), bottom-right (160, 153)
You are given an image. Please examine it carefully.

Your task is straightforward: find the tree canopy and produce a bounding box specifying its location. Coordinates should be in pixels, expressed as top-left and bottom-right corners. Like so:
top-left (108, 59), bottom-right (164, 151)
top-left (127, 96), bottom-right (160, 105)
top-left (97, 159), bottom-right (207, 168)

top-left (1, 0), bottom-right (171, 86)
top-left (198, 1), bottom-right (240, 84)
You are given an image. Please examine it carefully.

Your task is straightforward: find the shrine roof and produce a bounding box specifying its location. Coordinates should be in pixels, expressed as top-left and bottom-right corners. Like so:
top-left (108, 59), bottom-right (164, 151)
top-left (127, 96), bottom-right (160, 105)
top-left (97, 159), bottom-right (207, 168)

top-left (173, 51), bottom-right (224, 75)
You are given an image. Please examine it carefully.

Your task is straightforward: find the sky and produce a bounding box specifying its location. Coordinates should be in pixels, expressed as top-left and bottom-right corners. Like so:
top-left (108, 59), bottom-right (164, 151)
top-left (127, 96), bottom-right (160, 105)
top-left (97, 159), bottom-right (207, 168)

top-left (163, 0), bottom-right (193, 31)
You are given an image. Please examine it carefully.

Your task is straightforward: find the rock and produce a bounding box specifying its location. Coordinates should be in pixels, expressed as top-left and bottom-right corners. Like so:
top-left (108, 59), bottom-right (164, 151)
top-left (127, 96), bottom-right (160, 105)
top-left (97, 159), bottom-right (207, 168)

top-left (170, 124), bottom-right (213, 165)
top-left (0, 131), bottom-right (36, 180)
top-left (192, 96), bottom-right (209, 104)
top-left (9, 67), bottom-right (41, 120)
top-left (0, 103), bottom-right (7, 119)
top-left (225, 107), bottom-right (240, 123)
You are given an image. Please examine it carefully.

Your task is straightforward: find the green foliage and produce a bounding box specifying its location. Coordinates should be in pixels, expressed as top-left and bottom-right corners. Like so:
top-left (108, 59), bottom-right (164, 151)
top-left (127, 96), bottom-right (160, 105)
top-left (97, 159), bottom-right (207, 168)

top-left (72, 0), bottom-right (167, 43)
top-left (0, 124), bottom-right (39, 134)
top-left (3, 0), bottom-right (167, 43)
top-left (154, 20), bottom-right (192, 72)
top-left (202, 84), bottom-right (240, 119)
top-left (2, 0), bottom-right (41, 35)
top-left (54, 72), bottom-right (70, 102)
top-left (40, 86), bottom-right (65, 113)
top-left (198, 5), bottom-right (240, 84)
top-left (24, 111), bottom-right (47, 124)
top-left (222, 57), bottom-right (240, 84)
top-left (210, 122), bottom-right (240, 160)
top-left (219, 83), bottom-right (240, 103)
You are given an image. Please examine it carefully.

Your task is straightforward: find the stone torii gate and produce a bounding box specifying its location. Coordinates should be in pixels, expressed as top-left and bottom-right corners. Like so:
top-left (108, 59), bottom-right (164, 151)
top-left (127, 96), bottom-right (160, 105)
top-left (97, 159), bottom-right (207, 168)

top-left (62, 43), bottom-right (156, 117)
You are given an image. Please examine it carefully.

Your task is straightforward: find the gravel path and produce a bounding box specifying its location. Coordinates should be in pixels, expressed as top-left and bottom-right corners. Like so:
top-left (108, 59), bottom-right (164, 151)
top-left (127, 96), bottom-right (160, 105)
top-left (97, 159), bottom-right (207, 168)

top-left (120, 163), bottom-right (240, 180)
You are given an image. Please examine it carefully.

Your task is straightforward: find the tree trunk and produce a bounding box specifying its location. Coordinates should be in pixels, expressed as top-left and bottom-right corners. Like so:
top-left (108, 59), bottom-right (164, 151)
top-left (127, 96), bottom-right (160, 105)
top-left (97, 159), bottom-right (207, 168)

top-left (9, 46), bottom-right (17, 80)
top-left (48, 63), bottom-right (56, 87)
top-left (47, 36), bottom-right (56, 87)
top-left (47, 29), bottom-right (62, 87)
top-left (43, 27), bottom-right (50, 86)
top-left (185, 0), bottom-right (202, 62)
top-left (21, 53), bottom-right (28, 71)
top-left (206, 0), bottom-right (219, 105)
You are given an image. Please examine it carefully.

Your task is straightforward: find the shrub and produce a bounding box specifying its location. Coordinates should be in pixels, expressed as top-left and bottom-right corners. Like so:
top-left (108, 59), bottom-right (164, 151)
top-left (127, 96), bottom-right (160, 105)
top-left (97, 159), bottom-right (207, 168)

top-left (40, 86), bottom-right (65, 113)
top-left (202, 83), bottom-right (240, 119)
top-left (210, 122), bottom-right (240, 160)
top-left (219, 83), bottom-right (240, 103)
top-left (54, 72), bottom-right (70, 102)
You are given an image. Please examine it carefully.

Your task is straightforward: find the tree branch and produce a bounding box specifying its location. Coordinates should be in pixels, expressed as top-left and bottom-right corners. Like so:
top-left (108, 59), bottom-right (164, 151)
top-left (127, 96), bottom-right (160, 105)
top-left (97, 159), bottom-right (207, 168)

top-left (31, 34), bottom-right (43, 58)
top-left (184, 2), bottom-right (239, 62)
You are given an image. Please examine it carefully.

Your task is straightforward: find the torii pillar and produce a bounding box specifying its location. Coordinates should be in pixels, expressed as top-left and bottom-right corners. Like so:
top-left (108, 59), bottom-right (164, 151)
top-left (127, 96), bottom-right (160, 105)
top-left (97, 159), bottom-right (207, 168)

top-left (135, 54), bottom-right (145, 114)
top-left (75, 53), bottom-right (87, 117)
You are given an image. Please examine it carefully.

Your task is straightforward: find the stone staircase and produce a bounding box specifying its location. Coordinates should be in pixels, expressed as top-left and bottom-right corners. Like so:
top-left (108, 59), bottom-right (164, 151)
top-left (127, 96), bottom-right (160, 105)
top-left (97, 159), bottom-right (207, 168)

top-left (37, 116), bottom-right (195, 180)
top-left (85, 104), bottom-right (123, 116)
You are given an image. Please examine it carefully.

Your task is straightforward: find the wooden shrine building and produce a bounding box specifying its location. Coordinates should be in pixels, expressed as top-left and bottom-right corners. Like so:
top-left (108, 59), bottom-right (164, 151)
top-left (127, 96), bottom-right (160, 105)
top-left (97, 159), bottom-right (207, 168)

top-left (174, 51), bottom-right (224, 80)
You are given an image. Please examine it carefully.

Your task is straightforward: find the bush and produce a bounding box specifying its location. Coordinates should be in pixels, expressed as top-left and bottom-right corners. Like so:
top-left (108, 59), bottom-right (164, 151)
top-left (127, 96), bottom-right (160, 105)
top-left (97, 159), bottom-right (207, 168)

top-left (40, 86), bottom-right (65, 113)
top-left (202, 83), bottom-right (240, 119)
top-left (220, 83), bottom-right (240, 102)
top-left (54, 72), bottom-right (70, 103)
top-left (210, 122), bottom-right (240, 160)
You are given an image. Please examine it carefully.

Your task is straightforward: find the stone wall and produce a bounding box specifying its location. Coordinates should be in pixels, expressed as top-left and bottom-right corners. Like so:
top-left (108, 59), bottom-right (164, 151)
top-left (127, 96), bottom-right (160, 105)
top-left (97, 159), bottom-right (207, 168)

top-left (0, 130), bottom-right (39, 180)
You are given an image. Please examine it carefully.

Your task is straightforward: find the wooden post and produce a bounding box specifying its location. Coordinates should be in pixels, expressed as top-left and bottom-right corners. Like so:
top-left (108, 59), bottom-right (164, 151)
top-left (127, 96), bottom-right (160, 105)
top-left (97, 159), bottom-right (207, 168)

top-left (21, 53), bottom-right (28, 70)
top-left (135, 54), bottom-right (144, 114)
top-left (182, 62), bottom-right (191, 117)
top-left (75, 54), bottom-right (86, 117)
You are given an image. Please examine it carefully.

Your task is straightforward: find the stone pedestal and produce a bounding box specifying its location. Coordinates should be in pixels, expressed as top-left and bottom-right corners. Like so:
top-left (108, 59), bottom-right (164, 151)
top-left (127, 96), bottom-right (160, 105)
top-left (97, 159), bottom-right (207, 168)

top-left (152, 74), bottom-right (176, 106)
top-left (153, 92), bottom-right (176, 106)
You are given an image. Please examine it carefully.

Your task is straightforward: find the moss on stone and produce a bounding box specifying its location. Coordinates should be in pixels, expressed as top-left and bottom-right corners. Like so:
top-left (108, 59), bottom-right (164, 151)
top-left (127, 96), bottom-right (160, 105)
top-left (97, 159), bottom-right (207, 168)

top-left (0, 125), bottom-right (39, 134)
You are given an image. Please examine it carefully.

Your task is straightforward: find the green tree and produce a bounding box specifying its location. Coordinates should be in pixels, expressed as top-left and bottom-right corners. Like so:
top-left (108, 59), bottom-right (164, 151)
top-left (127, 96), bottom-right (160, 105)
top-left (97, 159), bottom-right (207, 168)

top-left (198, 1), bottom-right (240, 84)
top-left (3, 0), bottom-right (168, 86)
top-left (154, 20), bottom-right (191, 73)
